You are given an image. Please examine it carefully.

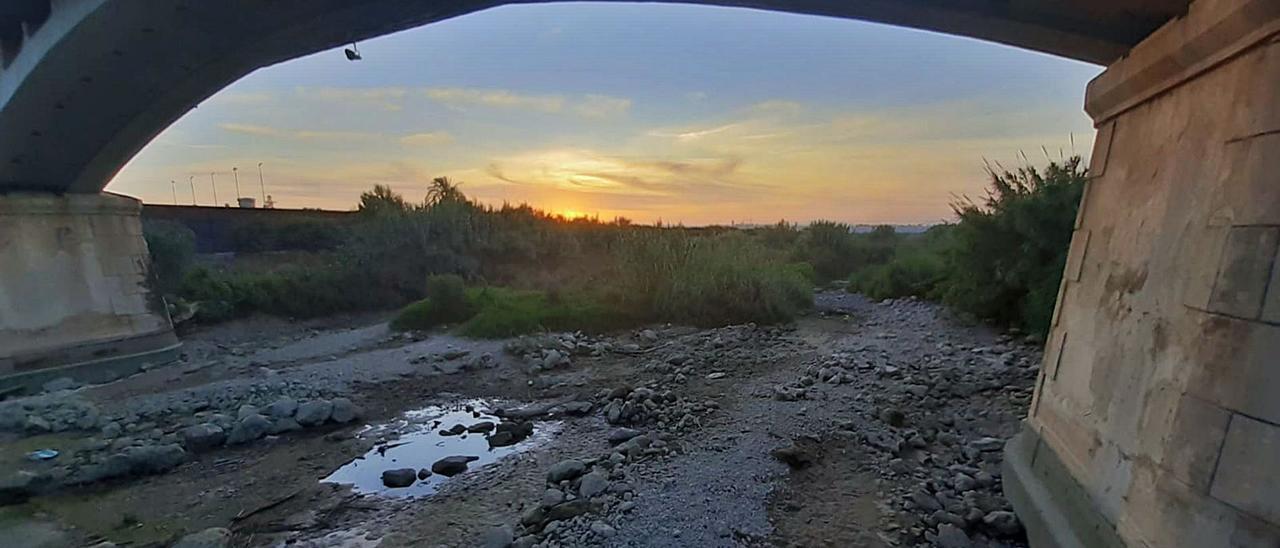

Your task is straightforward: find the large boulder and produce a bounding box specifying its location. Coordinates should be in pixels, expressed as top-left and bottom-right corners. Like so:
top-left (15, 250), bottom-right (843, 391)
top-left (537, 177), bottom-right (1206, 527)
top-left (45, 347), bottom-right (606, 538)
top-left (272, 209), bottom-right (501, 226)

top-left (578, 470), bottom-right (609, 499)
top-left (295, 400), bottom-right (333, 426)
top-left (172, 527), bottom-right (231, 548)
top-left (431, 455), bottom-right (479, 476)
top-left (179, 423), bottom-right (226, 452)
top-left (381, 468), bottom-right (417, 488)
top-left (546, 459), bottom-right (586, 483)
top-left (120, 444), bottom-right (186, 474)
top-left (227, 414), bottom-right (271, 445)
top-left (330, 398), bottom-right (359, 423)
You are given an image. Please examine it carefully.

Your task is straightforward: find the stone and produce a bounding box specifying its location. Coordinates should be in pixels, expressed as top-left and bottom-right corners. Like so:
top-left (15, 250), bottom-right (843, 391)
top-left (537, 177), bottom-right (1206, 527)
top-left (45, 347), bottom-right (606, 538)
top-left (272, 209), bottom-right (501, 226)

top-left (236, 404), bottom-right (259, 420)
top-left (467, 421), bottom-right (495, 433)
top-left (547, 459), bottom-right (586, 483)
top-left (0, 470), bottom-right (45, 505)
top-left (590, 521), bottom-right (617, 537)
top-left (968, 437), bottom-right (1004, 452)
top-left (911, 490), bottom-right (943, 512)
top-left (879, 407), bottom-right (907, 427)
top-left (330, 398), bottom-right (358, 423)
top-left (487, 431), bottom-right (515, 447)
top-left (265, 397), bottom-right (298, 418)
top-left (770, 444), bottom-right (814, 469)
top-left (579, 471), bottom-right (609, 498)
top-left (42, 377), bottom-right (79, 393)
top-left (982, 510), bottom-right (1023, 537)
top-left (227, 414), bottom-right (271, 444)
top-left (179, 423), bottom-right (226, 452)
top-left (706, 372), bottom-right (727, 380)
top-left (295, 400), bottom-right (333, 426)
top-left (542, 488), bottom-right (566, 507)
top-left (606, 428), bottom-right (643, 445)
top-left (417, 468), bottom-right (432, 480)
top-left (545, 499), bottom-right (594, 522)
top-left (381, 468), bottom-right (417, 488)
top-left (431, 455), bottom-right (478, 476)
top-left (120, 444), bottom-right (186, 474)
top-left (441, 424), bottom-right (468, 436)
top-left (172, 527), bottom-right (231, 548)
top-left (267, 418), bottom-right (302, 435)
top-left (481, 524), bottom-right (514, 548)
top-left (935, 524), bottom-right (972, 548)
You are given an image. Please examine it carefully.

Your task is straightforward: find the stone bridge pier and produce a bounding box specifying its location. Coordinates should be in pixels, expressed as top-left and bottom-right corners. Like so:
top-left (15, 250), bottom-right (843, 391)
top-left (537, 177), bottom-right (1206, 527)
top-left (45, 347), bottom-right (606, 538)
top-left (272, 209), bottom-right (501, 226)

top-left (1003, 0), bottom-right (1280, 546)
top-left (0, 192), bottom-right (178, 393)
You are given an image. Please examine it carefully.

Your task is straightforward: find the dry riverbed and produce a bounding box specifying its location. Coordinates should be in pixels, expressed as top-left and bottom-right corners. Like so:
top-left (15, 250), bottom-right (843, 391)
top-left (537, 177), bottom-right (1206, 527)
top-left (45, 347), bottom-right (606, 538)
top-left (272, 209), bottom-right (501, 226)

top-left (0, 291), bottom-right (1039, 548)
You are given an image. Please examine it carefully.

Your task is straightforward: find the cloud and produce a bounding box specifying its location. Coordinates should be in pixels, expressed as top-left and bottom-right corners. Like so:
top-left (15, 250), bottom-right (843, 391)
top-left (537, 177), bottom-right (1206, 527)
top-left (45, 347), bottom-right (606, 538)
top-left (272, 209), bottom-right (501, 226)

top-left (214, 92), bottom-right (275, 106)
top-left (425, 87), bottom-right (565, 113)
top-left (686, 91), bottom-right (708, 102)
top-left (219, 123), bottom-right (381, 141)
top-left (424, 87), bottom-right (631, 119)
top-left (749, 100), bottom-right (803, 115)
top-left (399, 131), bottom-right (456, 147)
top-left (648, 123), bottom-right (743, 142)
top-left (574, 95), bottom-right (632, 119)
top-left (295, 87), bottom-right (408, 111)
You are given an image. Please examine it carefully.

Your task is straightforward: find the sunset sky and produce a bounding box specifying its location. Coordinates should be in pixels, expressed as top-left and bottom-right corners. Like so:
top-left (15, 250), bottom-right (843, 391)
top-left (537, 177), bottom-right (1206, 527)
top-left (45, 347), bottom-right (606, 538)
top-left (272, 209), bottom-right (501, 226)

top-left (106, 3), bottom-right (1101, 225)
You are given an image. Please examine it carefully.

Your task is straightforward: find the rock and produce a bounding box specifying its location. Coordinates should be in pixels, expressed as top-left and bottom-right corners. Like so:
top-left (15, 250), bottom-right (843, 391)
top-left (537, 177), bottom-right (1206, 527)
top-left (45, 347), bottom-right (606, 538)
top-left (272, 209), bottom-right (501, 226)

top-left (879, 407), bottom-right (907, 427)
top-left (969, 437), bottom-right (1004, 452)
top-left (24, 414), bottom-right (51, 433)
top-left (120, 444), bottom-right (186, 474)
top-left (295, 400), bottom-right (333, 426)
top-left (547, 459), bottom-right (586, 483)
top-left (179, 423), bottom-right (226, 452)
top-left (172, 527), bottom-right (231, 548)
top-left (227, 414), bottom-right (271, 444)
top-left (467, 421), bottom-right (495, 433)
top-left (431, 455), bottom-right (478, 476)
top-left (520, 505), bottom-right (546, 526)
top-left (441, 424), bottom-right (468, 436)
top-left (590, 521), bottom-right (617, 538)
top-left (579, 470), bottom-right (609, 498)
top-left (705, 372), bottom-right (727, 380)
top-left (42, 377), bottom-right (80, 393)
top-left (954, 473), bottom-right (977, 492)
top-left (513, 535), bottom-right (536, 548)
top-left (770, 444), bottom-right (814, 469)
top-left (542, 350), bottom-right (567, 369)
top-left (983, 510), bottom-right (1023, 537)
top-left (265, 397), bottom-right (298, 418)
top-left (330, 398), bottom-right (358, 423)
top-left (100, 421), bottom-right (123, 438)
top-left (935, 524), bottom-right (973, 548)
top-left (487, 431), bottom-right (515, 448)
top-left (267, 418), bottom-right (302, 435)
top-left (542, 488), bottom-right (565, 507)
top-left (381, 468), bottom-right (417, 488)
top-left (545, 499), bottom-right (594, 522)
top-left (481, 524), bottom-right (515, 548)
top-left (911, 490), bottom-right (943, 512)
top-left (0, 470), bottom-right (45, 505)
top-left (417, 468), bottom-right (432, 480)
top-left (236, 404), bottom-right (259, 420)
top-left (606, 428), bottom-right (643, 445)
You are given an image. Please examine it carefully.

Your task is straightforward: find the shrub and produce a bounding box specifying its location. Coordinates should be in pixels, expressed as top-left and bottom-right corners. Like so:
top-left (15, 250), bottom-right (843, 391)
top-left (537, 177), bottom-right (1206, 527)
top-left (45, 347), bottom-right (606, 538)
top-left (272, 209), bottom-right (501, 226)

top-left (143, 220), bottom-right (195, 296)
top-left (389, 274), bottom-right (475, 331)
top-left (850, 251), bottom-right (948, 300)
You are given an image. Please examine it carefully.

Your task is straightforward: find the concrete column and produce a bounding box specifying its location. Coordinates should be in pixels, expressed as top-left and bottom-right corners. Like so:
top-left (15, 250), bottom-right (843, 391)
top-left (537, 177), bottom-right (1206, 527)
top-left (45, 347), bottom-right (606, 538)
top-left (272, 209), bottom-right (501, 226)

top-left (0, 192), bottom-right (178, 393)
top-left (1004, 1), bottom-right (1280, 546)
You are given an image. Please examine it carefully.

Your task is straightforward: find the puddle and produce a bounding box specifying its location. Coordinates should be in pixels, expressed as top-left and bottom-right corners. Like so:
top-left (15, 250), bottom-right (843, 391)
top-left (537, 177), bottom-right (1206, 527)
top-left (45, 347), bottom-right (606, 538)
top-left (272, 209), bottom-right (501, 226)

top-left (322, 400), bottom-right (558, 497)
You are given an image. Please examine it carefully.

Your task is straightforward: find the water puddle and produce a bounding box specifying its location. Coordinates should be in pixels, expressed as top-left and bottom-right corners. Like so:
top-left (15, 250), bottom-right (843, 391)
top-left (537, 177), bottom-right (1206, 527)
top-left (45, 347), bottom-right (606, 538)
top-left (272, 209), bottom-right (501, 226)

top-left (322, 400), bottom-right (557, 498)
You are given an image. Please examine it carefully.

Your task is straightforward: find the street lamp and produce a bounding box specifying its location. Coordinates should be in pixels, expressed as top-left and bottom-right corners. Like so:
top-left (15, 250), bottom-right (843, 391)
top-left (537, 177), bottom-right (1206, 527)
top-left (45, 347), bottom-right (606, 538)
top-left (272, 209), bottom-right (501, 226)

top-left (209, 172), bottom-right (218, 205)
top-left (170, 180), bottom-right (177, 205)
top-left (232, 166), bottom-right (241, 200)
top-left (189, 176), bottom-right (196, 205)
top-left (257, 162), bottom-right (266, 205)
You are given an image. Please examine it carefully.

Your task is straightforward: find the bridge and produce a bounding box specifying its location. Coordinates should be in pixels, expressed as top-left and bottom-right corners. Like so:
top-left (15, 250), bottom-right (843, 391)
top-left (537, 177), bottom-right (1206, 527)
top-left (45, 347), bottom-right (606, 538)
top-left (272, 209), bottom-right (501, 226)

top-left (0, 0), bottom-right (1277, 546)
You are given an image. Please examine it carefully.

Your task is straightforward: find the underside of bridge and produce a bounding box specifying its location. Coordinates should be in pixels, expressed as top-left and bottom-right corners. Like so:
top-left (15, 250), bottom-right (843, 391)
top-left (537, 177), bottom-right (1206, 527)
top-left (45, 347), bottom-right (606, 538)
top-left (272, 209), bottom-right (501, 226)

top-left (1, 0), bottom-right (1278, 546)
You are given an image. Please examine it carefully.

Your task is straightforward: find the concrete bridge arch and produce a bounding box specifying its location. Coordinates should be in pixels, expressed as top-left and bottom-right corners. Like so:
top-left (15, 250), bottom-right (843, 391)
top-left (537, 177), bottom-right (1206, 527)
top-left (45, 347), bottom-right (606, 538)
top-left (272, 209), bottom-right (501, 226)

top-left (1, 1), bottom-right (1278, 546)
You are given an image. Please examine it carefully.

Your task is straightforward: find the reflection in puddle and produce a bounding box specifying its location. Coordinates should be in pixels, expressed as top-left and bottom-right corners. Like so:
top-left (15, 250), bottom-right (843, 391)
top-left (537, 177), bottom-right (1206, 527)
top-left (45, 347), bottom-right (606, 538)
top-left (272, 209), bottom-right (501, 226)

top-left (323, 400), bottom-right (557, 497)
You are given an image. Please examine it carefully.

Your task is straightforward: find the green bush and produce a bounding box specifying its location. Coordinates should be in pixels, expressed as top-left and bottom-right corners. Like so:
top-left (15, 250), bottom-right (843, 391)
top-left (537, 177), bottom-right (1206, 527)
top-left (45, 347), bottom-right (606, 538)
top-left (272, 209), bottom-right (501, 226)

top-left (850, 251), bottom-right (948, 300)
top-left (389, 274), bottom-right (475, 331)
top-left (143, 220), bottom-right (195, 296)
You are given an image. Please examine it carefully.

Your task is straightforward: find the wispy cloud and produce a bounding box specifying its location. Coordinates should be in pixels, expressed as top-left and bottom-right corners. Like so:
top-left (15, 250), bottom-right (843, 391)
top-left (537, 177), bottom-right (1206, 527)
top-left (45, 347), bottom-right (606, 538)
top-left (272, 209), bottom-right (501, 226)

top-left (647, 123), bottom-right (743, 142)
top-left (218, 123), bottom-right (382, 141)
top-left (425, 87), bottom-right (565, 113)
top-left (400, 131), bottom-right (455, 147)
top-left (575, 94), bottom-right (632, 119)
top-left (424, 87), bottom-right (631, 119)
top-left (295, 86), bottom-right (408, 111)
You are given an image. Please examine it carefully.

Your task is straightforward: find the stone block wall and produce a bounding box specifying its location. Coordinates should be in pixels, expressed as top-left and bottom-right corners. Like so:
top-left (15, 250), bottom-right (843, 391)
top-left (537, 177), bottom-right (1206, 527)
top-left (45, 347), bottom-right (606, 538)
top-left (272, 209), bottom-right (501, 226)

top-left (1019, 0), bottom-right (1280, 546)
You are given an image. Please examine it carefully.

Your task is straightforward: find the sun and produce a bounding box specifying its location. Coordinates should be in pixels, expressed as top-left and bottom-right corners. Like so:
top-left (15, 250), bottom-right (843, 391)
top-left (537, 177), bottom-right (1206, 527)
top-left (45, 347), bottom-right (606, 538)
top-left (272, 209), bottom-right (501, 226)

top-left (554, 208), bottom-right (591, 220)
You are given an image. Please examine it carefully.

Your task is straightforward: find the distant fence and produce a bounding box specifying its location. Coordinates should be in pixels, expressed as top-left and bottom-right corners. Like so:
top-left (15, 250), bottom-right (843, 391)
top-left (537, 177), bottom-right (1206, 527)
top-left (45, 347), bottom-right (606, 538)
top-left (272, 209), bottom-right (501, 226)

top-left (142, 204), bottom-right (355, 253)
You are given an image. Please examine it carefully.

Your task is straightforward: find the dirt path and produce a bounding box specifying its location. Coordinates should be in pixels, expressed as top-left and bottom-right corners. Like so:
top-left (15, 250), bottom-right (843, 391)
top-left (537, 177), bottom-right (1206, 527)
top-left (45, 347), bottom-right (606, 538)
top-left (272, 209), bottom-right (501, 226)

top-left (0, 291), bottom-right (1038, 548)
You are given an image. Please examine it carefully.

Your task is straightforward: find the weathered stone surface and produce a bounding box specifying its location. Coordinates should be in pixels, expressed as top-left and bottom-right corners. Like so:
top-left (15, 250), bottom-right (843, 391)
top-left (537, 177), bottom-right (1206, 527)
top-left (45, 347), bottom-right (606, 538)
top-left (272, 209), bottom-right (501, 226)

top-left (227, 414), bottom-right (271, 444)
top-left (578, 471), bottom-right (609, 499)
top-left (431, 455), bottom-right (478, 476)
top-left (330, 398), bottom-right (358, 423)
top-left (381, 468), bottom-right (417, 488)
top-left (295, 400), bottom-right (333, 426)
top-left (172, 527), bottom-right (231, 548)
top-left (547, 459), bottom-right (586, 483)
top-left (179, 423), bottom-right (226, 451)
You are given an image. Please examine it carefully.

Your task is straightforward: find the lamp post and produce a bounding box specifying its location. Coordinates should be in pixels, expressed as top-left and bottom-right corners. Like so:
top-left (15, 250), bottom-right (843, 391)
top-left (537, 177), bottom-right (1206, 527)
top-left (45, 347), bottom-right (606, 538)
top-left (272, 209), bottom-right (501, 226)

top-left (189, 176), bottom-right (196, 205)
top-left (257, 162), bottom-right (266, 205)
top-left (209, 172), bottom-right (218, 205)
top-left (232, 166), bottom-right (241, 201)
top-left (170, 180), bottom-right (177, 205)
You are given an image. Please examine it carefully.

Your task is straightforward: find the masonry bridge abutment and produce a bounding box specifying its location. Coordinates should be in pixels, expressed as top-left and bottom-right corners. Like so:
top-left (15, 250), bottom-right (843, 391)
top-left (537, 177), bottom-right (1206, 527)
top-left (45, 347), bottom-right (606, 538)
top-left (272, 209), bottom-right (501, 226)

top-left (0, 0), bottom-right (1277, 545)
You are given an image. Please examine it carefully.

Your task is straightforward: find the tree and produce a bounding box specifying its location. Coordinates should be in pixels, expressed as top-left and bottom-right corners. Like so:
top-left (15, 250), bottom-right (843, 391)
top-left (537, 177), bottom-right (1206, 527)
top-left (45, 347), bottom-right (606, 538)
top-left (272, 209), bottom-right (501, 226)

top-left (358, 184), bottom-right (408, 215)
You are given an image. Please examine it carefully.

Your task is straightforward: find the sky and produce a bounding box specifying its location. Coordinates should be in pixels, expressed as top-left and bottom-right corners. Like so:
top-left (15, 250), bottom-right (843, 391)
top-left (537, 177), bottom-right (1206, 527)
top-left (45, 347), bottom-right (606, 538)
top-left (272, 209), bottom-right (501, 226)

top-left (106, 3), bottom-right (1102, 225)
